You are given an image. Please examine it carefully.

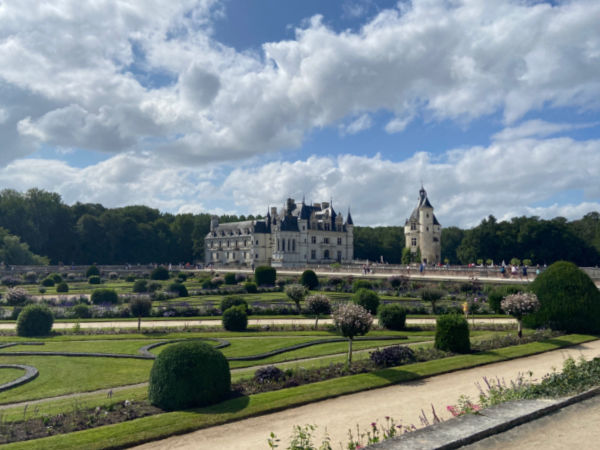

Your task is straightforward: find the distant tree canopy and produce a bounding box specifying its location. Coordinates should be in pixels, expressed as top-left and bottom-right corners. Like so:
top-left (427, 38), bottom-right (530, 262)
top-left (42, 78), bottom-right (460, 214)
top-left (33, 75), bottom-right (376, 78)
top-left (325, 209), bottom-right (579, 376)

top-left (0, 189), bottom-right (598, 266)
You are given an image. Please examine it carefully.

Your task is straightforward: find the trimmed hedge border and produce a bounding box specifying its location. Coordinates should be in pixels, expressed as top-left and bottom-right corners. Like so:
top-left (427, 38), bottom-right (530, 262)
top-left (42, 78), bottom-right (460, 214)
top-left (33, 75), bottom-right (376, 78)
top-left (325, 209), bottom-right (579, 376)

top-left (0, 364), bottom-right (39, 392)
top-left (138, 338), bottom-right (230, 358)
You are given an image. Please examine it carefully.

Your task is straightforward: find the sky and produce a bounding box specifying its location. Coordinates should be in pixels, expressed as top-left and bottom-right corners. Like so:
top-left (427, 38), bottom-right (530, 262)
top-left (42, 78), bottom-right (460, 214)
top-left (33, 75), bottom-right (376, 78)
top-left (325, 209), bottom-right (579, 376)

top-left (0, 0), bottom-right (599, 228)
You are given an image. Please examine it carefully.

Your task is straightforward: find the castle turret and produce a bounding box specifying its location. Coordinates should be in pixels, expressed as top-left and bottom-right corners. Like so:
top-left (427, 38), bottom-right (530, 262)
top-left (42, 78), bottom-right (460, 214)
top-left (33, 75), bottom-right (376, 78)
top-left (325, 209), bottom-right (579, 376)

top-left (210, 215), bottom-right (219, 231)
top-left (404, 187), bottom-right (441, 264)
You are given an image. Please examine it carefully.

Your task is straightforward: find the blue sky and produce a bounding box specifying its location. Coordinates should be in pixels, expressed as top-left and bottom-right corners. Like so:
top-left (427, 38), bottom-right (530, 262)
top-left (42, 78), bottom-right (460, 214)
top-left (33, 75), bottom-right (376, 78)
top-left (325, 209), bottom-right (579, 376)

top-left (0, 0), bottom-right (599, 227)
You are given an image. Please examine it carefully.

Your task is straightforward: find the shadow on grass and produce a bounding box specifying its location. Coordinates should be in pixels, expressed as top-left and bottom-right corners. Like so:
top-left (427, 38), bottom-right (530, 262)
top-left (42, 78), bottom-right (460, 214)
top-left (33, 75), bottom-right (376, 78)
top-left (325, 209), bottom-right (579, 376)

top-left (193, 393), bottom-right (251, 414)
top-left (369, 366), bottom-right (425, 385)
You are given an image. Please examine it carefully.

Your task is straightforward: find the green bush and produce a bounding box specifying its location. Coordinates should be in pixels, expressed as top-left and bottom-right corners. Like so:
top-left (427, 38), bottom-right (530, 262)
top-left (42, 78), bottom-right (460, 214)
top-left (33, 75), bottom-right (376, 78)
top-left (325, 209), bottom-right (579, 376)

top-left (352, 279), bottom-right (372, 292)
top-left (150, 266), bottom-right (170, 280)
top-left (167, 282), bottom-right (189, 297)
top-left (254, 266), bottom-right (276, 286)
top-left (300, 269), bottom-right (319, 290)
top-left (50, 273), bottom-right (63, 283)
top-left (222, 305), bottom-right (248, 331)
top-left (220, 296), bottom-right (248, 313)
top-left (148, 341), bottom-right (230, 411)
top-left (434, 314), bottom-right (471, 353)
top-left (378, 304), bottom-right (407, 331)
top-left (352, 288), bottom-right (380, 315)
top-left (56, 281), bottom-right (69, 293)
top-left (24, 271), bottom-right (38, 283)
top-left (86, 265), bottom-right (100, 278)
top-left (527, 261), bottom-right (600, 333)
top-left (91, 288), bottom-right (119, 305)
top-left (244, 281), bottom-right (258, 293)
top-left (125, 275), bottom-right (136, 282)
top-left (71, 304), bottom-right (92, 319)
top-left (224, 273), bottom-right (237, 285)
top-left (176, 272), bottom-right (188, 282)
top-left (88, 275), bottom-right (101, 285)
top-left (17, 304), bottom-right (54, 337)
top-left (41, 277), bottom-right (55, 287)
top-left (132, 279), bottom-right (148, 293)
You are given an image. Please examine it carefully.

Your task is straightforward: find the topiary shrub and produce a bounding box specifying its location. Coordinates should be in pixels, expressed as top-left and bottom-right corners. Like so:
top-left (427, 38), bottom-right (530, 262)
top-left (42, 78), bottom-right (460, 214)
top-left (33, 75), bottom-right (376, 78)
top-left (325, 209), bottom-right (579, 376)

top-left (41, 277), bottom-right (55, 287)
top-left (224, 273), bottom-right (237, 285)
top-left (150, 266), bottom-right (170, 280)
top-left (6, 287), bottom-right (30, 306)
top-left (71, 304), bottom-right (92, 319)
top-left (125, 275), bottom-right (136, 282)
top-left (86, 265), bottom-right (100, 278)
top-left (370, 345), bottom-right (415, 367)
top-left (285, 284), bottom-right (307, 312)
top-left (378, 304), bottom-right (407, 331)
top-left (333, 303), bottom-right (373, 363)
top-left (148, 341), bottom-right (230, 411)
top-left (434, 314), bottom-right (471, 354)
top-left (56, 281), bottom-right (69, 293)
top-left (88, 275), bottom-right (101, 285)
top-left (24, 271), bottom-right (38, 283)
top-left (420, 288), bottom-right (445, 314)
top-left (167, 282), bottom-right (189, 297)
top-left (352, 288), bottom-right (380, 315)
top-left (108, 272), bottom-right (119, 280)
top-left (300, 269), bottom-right (319, 290)
top-left (220, 296), bottom-right (248, 313)
top-left (130, 297), bottom-right (153, 330)
top-left (222, 305), bottom-right (248, 331)
top-left (352, 279), bottom-right (372, 292)
top-left (254, 266), bottom-right (276, 286)
top-left (244, 281), bottom-right (258, 293)
top-left (528, 261), bottom-right (600, 333)
top-left (91, 288), bottom-right (119, 305)
top-left (133, 279), bottom-right (148, 293)
top-left (50, 273), bottom-right (63, 284)
top-left (17, 304), bottom-right (54, 337)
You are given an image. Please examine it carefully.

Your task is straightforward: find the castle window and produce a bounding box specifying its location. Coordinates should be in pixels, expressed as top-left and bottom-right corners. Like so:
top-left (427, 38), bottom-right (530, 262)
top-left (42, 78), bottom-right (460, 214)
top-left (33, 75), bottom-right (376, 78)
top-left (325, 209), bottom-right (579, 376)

top-left (255, 240), bottom-right (259, 245)
top-left (426, 213), bottom-right (429, 218)
top-left (426, 226), bottom-right (429, 231)
top-left (311, 250), bottom-right (316, 259)
top-left (277, 239), bottom-right (280, 251)
top-left (411, 238), bottom-right (417, 247)
top-left (433, 237), bottom-right (439, 242)
top-left (337, 251), bottom-right (342, 261)
top-left (292, 239), bottom-right (296, 251)
top-left (311, 236), bottom-right (316, 244)
top-left (337, 237), bottom-right (342, 245)
top-left (324, 237), bottom-right (329, 244)
top-left (324, 250), bottom-right (330, 259)
top-left (411, 223), bottom-right (416, 231)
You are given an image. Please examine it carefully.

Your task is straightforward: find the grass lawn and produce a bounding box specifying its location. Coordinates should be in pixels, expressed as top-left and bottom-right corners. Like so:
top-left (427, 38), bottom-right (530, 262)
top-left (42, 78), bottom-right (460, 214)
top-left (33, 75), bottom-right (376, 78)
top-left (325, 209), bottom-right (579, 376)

top-left (4, 334), bottom-right (595, 450)
top-left (0, 367), bottom-right (25, 385)
top-left (0, 356), bottom-right (152, 404)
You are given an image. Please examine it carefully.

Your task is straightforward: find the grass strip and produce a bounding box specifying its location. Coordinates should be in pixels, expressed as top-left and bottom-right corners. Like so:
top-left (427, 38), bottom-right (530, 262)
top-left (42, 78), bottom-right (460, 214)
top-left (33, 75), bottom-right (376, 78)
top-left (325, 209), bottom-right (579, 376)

top-left (3, 334), bottom-right (596, 450)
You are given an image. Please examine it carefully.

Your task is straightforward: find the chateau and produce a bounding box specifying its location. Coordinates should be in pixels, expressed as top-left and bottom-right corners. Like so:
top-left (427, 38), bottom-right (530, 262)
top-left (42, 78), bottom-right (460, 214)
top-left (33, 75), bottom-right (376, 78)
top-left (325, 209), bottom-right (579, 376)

top-left (205, 198), bottom-right (354, 267)
top-left (404, 186), bottom-right (442, 264)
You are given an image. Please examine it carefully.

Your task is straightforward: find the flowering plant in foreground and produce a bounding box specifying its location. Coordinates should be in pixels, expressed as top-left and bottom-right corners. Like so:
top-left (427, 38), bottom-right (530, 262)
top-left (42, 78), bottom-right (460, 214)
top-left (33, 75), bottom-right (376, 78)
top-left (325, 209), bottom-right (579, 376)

top-left (446, 395), bottom-right (481, 417)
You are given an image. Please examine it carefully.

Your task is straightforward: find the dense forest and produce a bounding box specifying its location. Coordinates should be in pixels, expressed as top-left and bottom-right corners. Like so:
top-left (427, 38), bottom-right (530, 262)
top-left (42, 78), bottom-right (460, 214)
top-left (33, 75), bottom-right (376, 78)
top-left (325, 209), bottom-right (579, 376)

top-left (0, 189), bottom-right (599, 266)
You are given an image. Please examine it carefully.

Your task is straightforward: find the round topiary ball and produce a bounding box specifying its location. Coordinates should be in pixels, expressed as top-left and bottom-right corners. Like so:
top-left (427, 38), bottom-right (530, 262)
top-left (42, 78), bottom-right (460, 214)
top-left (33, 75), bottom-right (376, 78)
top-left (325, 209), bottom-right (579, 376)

top-left (91, 288), bottom-right (119, 305)
top-left (352, 288), bottom-right (380, 315)
top-left (300, 269), bottom-right (319, 290)
top-left (17, 304), bottom-right (54, 337)
top-left (434, 314), bottom-right (470, 354)
top-left (378, 304), bottom-right (407, 331)
top-left (148, 341), bottom-right (230, 410)
top-left (56, 281), bottom-right (69, 293)
top-left (528, 261), bottom-right (600, 333)
top-left (222, 305), bottom-right (248, 331)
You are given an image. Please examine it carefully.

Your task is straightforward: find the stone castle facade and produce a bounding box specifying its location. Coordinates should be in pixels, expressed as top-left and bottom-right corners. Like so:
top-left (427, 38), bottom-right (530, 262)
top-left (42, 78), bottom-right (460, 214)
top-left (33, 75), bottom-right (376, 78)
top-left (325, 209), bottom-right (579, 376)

top-left (205, 198), bottom-right (354, 267)
top-left (404, 186), bottom-right (442, 264)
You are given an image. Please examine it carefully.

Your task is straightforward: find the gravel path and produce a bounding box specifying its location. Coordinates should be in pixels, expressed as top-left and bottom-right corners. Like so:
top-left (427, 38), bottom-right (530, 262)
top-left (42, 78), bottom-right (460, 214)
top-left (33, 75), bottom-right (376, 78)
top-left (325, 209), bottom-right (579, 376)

top-left (0, 317), bottom-right (516, 330)
top-left (133, 339), bottom-right (600, 450)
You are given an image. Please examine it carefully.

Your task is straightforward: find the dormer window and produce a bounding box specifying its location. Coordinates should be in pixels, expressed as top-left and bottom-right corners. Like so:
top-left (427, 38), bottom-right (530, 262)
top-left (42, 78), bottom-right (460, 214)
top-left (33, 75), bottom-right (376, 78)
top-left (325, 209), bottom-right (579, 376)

top-left (411, 223), bottom-right (416, 231)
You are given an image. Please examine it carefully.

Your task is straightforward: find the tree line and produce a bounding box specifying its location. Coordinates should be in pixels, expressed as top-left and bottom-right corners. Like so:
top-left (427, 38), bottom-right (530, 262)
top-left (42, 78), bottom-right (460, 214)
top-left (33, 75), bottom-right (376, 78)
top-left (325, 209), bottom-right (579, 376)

top-left (0, 189), bottom-right (598, 266)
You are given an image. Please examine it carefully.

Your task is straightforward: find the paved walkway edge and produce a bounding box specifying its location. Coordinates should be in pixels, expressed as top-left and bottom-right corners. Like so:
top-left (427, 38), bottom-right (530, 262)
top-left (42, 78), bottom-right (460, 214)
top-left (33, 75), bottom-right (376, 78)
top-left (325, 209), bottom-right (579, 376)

top-left (369, 386), bottom-right (600, 449)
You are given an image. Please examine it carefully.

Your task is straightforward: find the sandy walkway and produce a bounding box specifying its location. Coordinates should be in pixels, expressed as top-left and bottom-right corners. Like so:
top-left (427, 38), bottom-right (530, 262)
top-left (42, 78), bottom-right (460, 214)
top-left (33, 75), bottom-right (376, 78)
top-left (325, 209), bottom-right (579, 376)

top-left (0, 317), bottom-right (516, 330)
top-left (133, 339), bottom-right (600, 450)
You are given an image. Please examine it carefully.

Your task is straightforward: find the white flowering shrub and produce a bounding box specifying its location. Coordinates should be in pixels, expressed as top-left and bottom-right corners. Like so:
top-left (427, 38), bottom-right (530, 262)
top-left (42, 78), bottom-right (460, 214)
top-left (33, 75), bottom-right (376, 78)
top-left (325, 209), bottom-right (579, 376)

top-left (501, 292), bottom-right (540, 319)
top-left (6, 287), bottom-right (30, 306)
top-left (305, 294), bottom-right (331, 328)
top-left (333, 303), bottom-right (373, 363)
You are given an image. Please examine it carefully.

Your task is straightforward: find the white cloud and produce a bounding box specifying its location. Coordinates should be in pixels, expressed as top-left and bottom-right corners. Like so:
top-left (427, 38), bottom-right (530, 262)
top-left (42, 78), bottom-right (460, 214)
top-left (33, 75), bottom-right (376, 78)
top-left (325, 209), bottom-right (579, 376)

top-left (341, 113), bottom-right (372, 135)
top-left (4, 133), bottom-right (595, 228)
top-left (0, 0), bottom-right (599, 166)
top-left (492, 119), bottom-right (599, 141)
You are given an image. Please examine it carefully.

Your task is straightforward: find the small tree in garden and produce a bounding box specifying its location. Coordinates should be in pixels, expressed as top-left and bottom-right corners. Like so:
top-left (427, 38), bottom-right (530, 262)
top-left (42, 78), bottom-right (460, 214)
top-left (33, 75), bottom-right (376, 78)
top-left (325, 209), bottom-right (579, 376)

top-left (130, 297), bottom-right (152, 331)
top-left (6, 287), bottom-right (30, 306)
top-left (285, 284), bottom-right (307, 312)
top-left (17, 304), bottom-right (54, 337)
top-left (255, 266), bottom-right (276, 286)
top-left (305, 294), bottom-right (331, 328)
top-left (352, 288), bottom-right (380, 315)
top-left (501, 292), bottom-right (540, 339)
top-left (86, 265), bottom-right (100, 278)
top-left (332, 303), bottom-right (373, 364)
top-left (420, 288), bottom-right (444, 314)
top-left (150, 266), bottom-right (170, 280)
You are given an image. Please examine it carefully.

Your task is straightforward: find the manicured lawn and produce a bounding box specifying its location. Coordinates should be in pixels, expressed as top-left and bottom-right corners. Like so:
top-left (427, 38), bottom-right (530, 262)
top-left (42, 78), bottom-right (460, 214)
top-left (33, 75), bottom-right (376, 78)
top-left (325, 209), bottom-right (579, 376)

top-left (0, 367), bottom-right (25, 385)
top-left (1, 339), bottom-right (165, 355)
top-left (0, 356), bottom-right (152, 404)
top-left (5, 334), bottom-right (595, 450)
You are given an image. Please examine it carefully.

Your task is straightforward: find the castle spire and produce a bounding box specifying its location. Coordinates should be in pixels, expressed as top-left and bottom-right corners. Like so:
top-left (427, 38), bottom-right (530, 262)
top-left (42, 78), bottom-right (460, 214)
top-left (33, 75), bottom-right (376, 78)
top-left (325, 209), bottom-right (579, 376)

top-left (346, 207), bottom-right (354, 225)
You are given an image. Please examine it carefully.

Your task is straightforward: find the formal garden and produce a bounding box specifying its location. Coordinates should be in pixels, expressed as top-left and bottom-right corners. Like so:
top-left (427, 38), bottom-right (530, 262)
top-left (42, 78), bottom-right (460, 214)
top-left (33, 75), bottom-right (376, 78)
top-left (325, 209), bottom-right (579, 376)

top-left (0, 261), bottom-right (597, 448)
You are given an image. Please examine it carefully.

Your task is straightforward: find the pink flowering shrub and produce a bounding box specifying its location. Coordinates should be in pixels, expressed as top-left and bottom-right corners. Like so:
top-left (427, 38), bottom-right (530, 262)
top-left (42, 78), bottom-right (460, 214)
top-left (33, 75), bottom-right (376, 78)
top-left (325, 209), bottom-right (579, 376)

top-left (501, 292), bottom-right (540, 320)
top-left (332, 303), bottom-right (373, 363)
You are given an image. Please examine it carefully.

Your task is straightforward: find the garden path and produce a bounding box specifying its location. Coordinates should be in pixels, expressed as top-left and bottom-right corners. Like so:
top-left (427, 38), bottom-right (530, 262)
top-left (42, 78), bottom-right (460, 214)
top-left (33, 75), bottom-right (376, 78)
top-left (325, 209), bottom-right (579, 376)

top-left (133, 339), bottom-right (600, 450)
top-left (0, 317), bottom-right (516, 330)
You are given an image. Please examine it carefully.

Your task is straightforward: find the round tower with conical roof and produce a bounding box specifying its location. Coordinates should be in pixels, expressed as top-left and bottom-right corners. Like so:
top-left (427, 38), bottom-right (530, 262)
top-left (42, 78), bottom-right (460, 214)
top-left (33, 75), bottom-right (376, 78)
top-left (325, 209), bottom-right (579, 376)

top-left (404, 186), bottom-right (441, 264)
